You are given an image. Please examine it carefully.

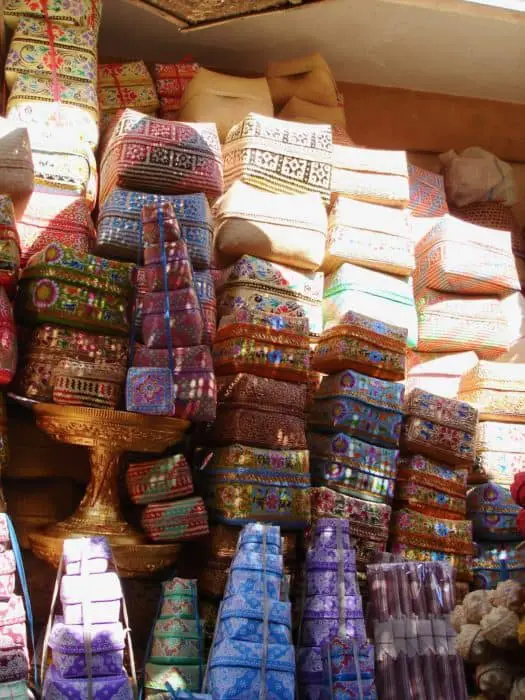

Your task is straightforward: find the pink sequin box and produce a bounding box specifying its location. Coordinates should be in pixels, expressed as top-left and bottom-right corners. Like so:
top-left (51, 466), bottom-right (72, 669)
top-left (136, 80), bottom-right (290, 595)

top-left (0, 552), bottom-right (16, 597)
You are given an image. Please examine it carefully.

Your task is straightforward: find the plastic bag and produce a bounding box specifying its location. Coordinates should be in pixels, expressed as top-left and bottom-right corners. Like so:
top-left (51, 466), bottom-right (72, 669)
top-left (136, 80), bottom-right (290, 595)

top-left (439, 147), bottom-right (517, 207)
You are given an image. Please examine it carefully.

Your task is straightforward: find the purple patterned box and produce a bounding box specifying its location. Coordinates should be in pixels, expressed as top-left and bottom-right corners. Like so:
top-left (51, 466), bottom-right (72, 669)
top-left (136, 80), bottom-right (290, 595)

top-left (321, 638), bottom-right (375, 680)
top-left (300, 618), bottom-right (367, 648)
top-left (297, 646), bottom-right (323, 684)
top-left (49, 617), bottom-right (125, 678)
top-left (63, 537), bottom-right (111, 575)
top-left (306, 547), bottom-right (356, 572)
top-left (306, 570), bottom-right (359, 597)
top-left (311, 519), bottom-right (351, 550)
top-left (302, 595), bottom-right (363, 620)
top-left (60, 573), bottom-right (122, 625)
top-left (43, 665), bottom-right (133, 700)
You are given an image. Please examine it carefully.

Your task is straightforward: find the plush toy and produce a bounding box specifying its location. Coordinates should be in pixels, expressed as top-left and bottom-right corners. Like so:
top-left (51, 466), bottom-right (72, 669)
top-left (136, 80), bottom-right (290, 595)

top-left (455, 623), bottom-right (491, 664)
top-left (451, 603), bottom-right (468, 633)
top-left (510, 676), bottom-right (525, 700)
top-left (492, 581), bottom-right (524, 614)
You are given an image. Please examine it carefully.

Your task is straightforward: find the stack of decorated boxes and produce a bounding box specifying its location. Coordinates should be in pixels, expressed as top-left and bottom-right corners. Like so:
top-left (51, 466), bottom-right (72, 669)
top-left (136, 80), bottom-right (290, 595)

top-left (307, 140), bottom-right (415, 574)
top-left (198, 111), bottom-right (338, 614)
top-left (43, 537), bottom-right (134, 700)
top-left (143, 577), bottom-right (206, 697)
top-left (391, 389), bottom-right (477, 595)
top-left (0, 514), bottom-right (31, 696)
top-left (4, 0), bottom-right (101, 264)
top-left (457, 361), bottom-right (525, 589)
top-left (367, 557), bottom-right (468, 700)
top-left (95, 108), bottom-right (222, 422)
top-left (205, 523), bottom-right (295, 700)
top-left (296, 518), bottom-right (376, 700)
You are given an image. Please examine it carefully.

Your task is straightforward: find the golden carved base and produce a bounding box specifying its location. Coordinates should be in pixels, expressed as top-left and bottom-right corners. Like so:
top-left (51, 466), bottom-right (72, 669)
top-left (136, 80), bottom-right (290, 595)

top-left (24, 403), bottom-right (189, 576)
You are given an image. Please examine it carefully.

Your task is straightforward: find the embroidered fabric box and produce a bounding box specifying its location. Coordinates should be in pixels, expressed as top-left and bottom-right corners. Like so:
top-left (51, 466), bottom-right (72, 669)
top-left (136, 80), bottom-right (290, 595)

top-left (142, 288), bottom-right (203, 348)
top-left (408, 164), bottom-right (448, 218)
top-left (208, 639), bottom-right (295, 700)
top-left (331, 145), bottom-right (409, 208)
top-left (458, 361), bottom-right (525, 421)
top-left (415, 215), bottom-right (520, 295)
top-left (5, 18), bottom-right (97, 89)
top-left (143, 240), bottom-right (193, 292)
top-left (98, 61), bottom-right (159, 117)
top-left (0, 195), bottom-right (20, 295)
top-left (475, 422), bottom-right (525, 486)
top-left (217, 254), bottom-right (324, 338)
top-left (405, 350), bottom-right (478, 399)
top-left (19, 244), bottom-right (134, 335)
top-left (321, 639), bottom-right (375, 692)
top-left (223, 113), bottom-right (332, 205)
top-left (390, 509), bottom-right (473, 560)
top-left (0, 290), bottom-right (17, 386)
top-left (97, 189), bottom-right (213, 267)
top-left (126, 365), bottom-right (177, 417)
top-left (159, 598), bottom-right (198, 623)
top-left (145, 663), bottom-right (201, 693)
top-left (193, 270), bottom-right (216, 346)
top-left (213, 309), bottom-right (309, 382)
top-left (63, 536), bottom-right (111, 576)
top-left (60, 572), bottom-right (122, 625)
top-left (208, 403), bottom-right (306, 450)
top-left (395, 455), bottom-right (467, 519)
top-left (312, 311), bottom-right (407, 381)
top-left (43, 666), bottom-right (132, 700)
top-left (301, 618), bottom-right (367, 649)
top-left (467, 483), bottom-right (521, 541)
top-left (153, 62), bottom-right (199, 115)
top-left (16, 191), bottom-right (94, 267)
top-left (309, 432), bottom-right (398, 504)
top-left (214, 181), bottom-right (327, 271)
top-left (179, 69), bottom-right (273, 142)
top-left (0, 120), bottom-right (33, 204)
top-left (141, 497), bottom-right (209, 543)
top-left (99, 110), bottom-right (223, 205)
top-left (205, 444), bottom-right (310, 529)
top-left (16, 324), bottom-right (128, 402)
top-left (0, 597), bottom-right (27, 630)
top-left (0, 681), bottom-right (27, 700)
top-left (323, 263), bottom-right (417, 348)
top-left (49, 617), bottom-right (125, 678)
top-left (126, 454), bottom-right (193, 505)
top-left (4, 0), bottom-right (101, 29)
top-left (0, 647), bottom-right (28, 682)
top-left (24, 123), bottom-right (97, 208)
top-left (325, 197), bottom-right (414, 276)
top-left (403, 389), bottom-right (478, 467)
top-left (472, 542), bottom-right (525, 589)
top-left (52, 359), bottom-right (125, 409)
top-left (131, 344), bottom-right (216, 423)
top-left (216, 596), bottom-right (292, 646)
top-left (416, 289), bottom-right (509, 358)
top-left (150, 636), bottom-right (201, 666)
top-left (302, 595), bottom-right (363, 622)
top-left (6, 73), bottom-right (100, 148)
top-left (310, 369), bottom-right (404, 448)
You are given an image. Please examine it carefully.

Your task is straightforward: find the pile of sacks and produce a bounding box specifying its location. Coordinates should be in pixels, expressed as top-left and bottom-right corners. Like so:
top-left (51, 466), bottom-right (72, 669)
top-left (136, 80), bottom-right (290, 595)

top-left (453, 581), bottom-right (525, 698)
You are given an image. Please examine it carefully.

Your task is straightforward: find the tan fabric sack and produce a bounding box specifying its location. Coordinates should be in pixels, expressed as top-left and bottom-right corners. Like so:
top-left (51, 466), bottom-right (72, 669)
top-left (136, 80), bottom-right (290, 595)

top-left (214, 180), bottom-right (327, 270)
top-left (266, 52), bottom-right (339, 108)
top-left (180, 67), bottom-right (273, 141)
top-left (332, 145), bottom-right (410, 208)
top-left (278, 97), bottom-right (346, 128)
top-left (0, 118), bottom-right (34, 205)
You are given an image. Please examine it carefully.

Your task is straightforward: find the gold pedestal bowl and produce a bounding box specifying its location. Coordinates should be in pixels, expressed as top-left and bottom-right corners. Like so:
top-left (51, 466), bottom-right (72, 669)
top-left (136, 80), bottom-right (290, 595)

top-left (26, 403), bottom-right (189, 577)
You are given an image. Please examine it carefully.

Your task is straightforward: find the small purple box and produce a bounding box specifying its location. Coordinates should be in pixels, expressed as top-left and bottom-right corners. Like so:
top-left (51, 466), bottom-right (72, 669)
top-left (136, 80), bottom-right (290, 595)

top-left (300, 618), bottom-right (367, 648)
top-left (306, 548), bottom-right (356, 573)
top-left (306, 570), bottom-right (359, 597)
top-left (43, 665), bottom-right (133, 700)
top-left (49, 617), bottom-right (125, 678)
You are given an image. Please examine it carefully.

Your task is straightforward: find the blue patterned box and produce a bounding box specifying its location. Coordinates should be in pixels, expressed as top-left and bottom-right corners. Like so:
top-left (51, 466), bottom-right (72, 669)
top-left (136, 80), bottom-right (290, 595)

top-left (225, 551), bottom-right (283, 600)
top-left (208, 639), bottom-right (295, 700)
top-left (217, 595), bottom-right (292, 645)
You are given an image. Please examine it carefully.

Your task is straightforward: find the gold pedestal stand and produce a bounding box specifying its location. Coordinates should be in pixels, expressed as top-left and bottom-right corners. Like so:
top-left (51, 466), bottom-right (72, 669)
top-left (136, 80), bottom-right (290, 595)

top-left (26, 403), bottom-right (189, 577)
